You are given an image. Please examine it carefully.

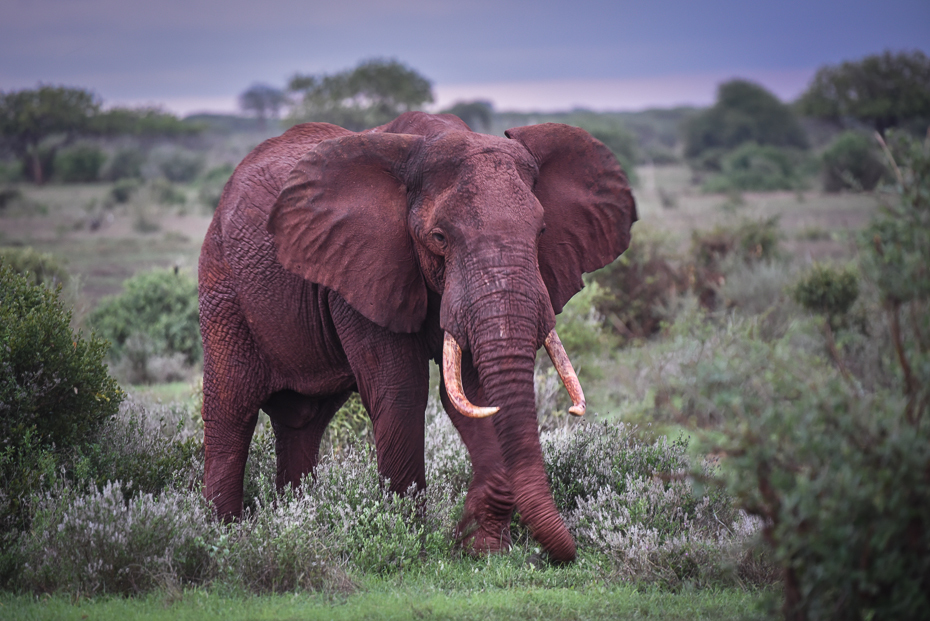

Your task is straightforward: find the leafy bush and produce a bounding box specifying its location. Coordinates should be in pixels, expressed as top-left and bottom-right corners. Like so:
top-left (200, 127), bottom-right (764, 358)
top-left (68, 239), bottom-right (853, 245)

top-left (685, 80), bottom-right (809, 162)
top-left (0, 246), bottom-right (69, 287)
top-left (20, 481), bottom-right (216, 595)
top-left (53, 143), bottom-right (106, 183)
top-left (703, 143), bottom-right (809, 192)
top-left (791, 263), bottom-right (859, 319)
top-left (101, 147), bottom-right (145, 181)
top-left (0, 159), bottom-right (23, 183)
top-left (109, 178), bottom-right (140, 203)
top-left (821, 131), bottom-right (886, 192)
top-left (590, 228), bottom-right (684, 342)
top-left (198, 163), bottom-right (233, 211)
top-left (88, 268), bottom-right (201, 384)
top-left (149, 177), bottom-right (186, 205)
top-left (158, 149), bottom-right (204, 183)
top-left (0, 263), bottom-right (121, 541)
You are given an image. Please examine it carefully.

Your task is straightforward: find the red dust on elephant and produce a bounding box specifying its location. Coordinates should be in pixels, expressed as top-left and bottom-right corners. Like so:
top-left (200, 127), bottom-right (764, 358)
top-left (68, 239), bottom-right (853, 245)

top-left (198, 111), bottom-right (636, 563)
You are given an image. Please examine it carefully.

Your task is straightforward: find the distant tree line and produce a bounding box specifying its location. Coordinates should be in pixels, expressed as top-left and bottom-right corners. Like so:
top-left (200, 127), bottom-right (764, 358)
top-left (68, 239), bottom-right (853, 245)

top-left (0, 85), bottom-right (199, 184)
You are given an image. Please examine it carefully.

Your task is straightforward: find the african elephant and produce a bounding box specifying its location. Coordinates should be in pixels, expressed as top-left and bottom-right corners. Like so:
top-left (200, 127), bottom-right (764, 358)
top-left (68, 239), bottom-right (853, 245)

top-left (198, 111), bottom-right (636, 563)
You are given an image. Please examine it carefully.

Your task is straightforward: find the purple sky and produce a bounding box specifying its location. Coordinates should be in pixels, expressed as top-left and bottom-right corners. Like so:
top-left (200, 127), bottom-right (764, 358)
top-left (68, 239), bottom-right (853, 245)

top-left (2, 0), bottom-right (928, 114)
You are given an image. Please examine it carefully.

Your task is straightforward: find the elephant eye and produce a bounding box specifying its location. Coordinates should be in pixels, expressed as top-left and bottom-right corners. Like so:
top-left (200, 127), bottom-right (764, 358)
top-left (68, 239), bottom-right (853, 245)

top-left (432, 231), bottom-right (446, 245)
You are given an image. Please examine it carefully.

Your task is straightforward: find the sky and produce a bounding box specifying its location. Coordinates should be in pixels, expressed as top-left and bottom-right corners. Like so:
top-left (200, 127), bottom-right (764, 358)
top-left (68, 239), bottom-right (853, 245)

top-left (2, 0), bottom-right (929, 116)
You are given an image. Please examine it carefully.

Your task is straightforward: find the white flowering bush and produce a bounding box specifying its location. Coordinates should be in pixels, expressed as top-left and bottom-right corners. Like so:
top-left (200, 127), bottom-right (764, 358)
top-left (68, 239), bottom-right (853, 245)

top-left (20, 481), bottom-right (216, 595)
top-left (9, 393), bottom-right (765, 595)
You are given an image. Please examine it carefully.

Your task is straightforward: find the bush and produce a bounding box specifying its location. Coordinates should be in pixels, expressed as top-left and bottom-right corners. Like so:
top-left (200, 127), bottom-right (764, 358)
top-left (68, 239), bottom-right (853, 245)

top-left (20, 481), bottom-right (216, 595)
top-left (88, 268), bottom-right (201, 383)
top-left (149, 177), bottom-right (186, 205)
top-left (0, 159), bottom-right (23, 183)
top-left (158, 149), bottom-right (204, 183)
top-left (590, 228), bottom-right (685, 342)
top-left (821, 131), bottom-right (886, 192)
top-left (101, 147), bottom-right (145, 181)
top-left (703, 143), bottom-right (809, 192)
top-left (109, 178), bottom-right (140, 204)
top-left (0, 246), bottom-right (69, 287)
top-left (685, 80), bottom-right (809, 162)
top-left (53, 143), bottom-right (106, 183)
top-left (791, 263), bottom-right (859, 319)
top-left (198, 163), bottom-right (233, 211)
top-left (0, 263), bottom-right (121, 536)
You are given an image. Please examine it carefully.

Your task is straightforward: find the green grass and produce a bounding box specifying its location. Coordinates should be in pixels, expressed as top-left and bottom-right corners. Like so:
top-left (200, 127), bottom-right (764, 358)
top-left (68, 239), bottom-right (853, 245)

top-left (1, 583), bottom-right (772, 620)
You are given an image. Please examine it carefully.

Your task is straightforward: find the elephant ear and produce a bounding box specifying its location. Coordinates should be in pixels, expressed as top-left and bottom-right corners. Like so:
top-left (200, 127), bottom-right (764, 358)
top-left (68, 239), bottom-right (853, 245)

top-left (268, 132), bottom-right (427, 333)
top-left (505, 123), bottom-right (637, 314)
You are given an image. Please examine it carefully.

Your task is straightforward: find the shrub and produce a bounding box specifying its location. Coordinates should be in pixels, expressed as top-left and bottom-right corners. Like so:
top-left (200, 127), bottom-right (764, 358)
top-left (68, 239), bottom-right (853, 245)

top-left (685, 79), bottom-right (809, 162)
top-left (198, 163), bottom-right (234, 211)
top-left (590, 228), bottom-right (685, 342)
top-left (158, 149), bottom-right (204, 183)
top-left (149, 177), bottom-right (186, 205)
top-left (703, 143), bottom-right (809, 192)
top-left (791, 263), bottom-right (859, 320)
top-left (109, 178), bottom-right (140, 203)
top-left (0, 159), bottom-right (23, 183)
top-left (101, 147), bottom-right (145, 181)
top-left (821, 131), bottom-right (886, 192)
top-left (20, 481), bottom-right (216, 595)
top-left (88, 268), bottom-right (201, 383)
top-left (0, 246), bottom-right (69, 287)
top-left (53, 143), bottom-right (106, 183)
top-left (0, 263), bottom-right (121, 537)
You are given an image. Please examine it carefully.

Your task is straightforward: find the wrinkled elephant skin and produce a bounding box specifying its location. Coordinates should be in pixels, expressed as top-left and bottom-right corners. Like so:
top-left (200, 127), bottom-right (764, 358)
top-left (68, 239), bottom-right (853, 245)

top-left (198, 112), bottom-right (637, 563)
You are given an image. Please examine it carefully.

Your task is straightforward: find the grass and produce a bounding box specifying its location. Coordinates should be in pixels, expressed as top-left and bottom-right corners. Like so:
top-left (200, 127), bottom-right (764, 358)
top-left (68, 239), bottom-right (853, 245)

top-left (1, 581), bottom-right (772, 620)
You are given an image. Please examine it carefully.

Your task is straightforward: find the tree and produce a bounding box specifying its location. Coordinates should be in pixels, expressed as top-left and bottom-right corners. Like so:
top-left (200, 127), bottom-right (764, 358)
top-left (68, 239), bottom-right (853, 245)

top-left (797, 50), bottom-right (930, 134)
top-left (441, 100), bottom-right (493, 132)
top-left (0, 86), bottom-right (199, 184)
top-left (287, 58), bottom-right (434, 130)
top-left (238, 84), bottom-right (289, 129)
top-left (0, 85), bottom-right (100, 184)
top-left (684, 79), bottom-right (809, 162)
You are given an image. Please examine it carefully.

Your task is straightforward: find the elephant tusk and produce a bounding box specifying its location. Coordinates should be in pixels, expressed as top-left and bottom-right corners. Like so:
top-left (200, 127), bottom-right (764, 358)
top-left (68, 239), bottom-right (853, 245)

top-left (544, 329), bottom-right (586, 416)
top-left (442, 332), bottom-right (500, 418)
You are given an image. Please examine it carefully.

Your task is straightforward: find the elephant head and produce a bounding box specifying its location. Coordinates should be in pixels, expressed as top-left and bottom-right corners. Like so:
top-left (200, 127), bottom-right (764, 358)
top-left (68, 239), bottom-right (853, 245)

top-left (267, 112), bottom-right (636, 562)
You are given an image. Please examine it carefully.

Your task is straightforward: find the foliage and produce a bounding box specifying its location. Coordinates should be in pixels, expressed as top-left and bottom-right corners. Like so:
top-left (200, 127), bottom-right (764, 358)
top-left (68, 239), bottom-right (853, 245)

top-left (20, 481), bottom-right (216, 595)
top-left (101, 147), bottom-right (145, 181)
top-left (288, 58), bottom-right (434, 130)
top-left (91, 106), bottom-right (201, 138)
top-left (0, 263), bottom-right (121, 540)
top-left (820, 131), bottom-right (887, 192)
top-left (440, 100), bottom-right (493, 132)
top-left (88, 268), bottom-right (201, 383)
top-left (0, 247), bottom-right (69, 287)
top-left (52, 142), bottom-right (105, 183)
top-left (198, 163), bottom-right (234, 211)
top-left (590, 228), bottom-right (683, 342)
top-left (702, 143), bottom-right (810, 192)
top-left (149, 177), bottom-right (187, 206)
top-left (109, 178), bottom-right (140, 204)
top-left (157, 148), bottom-right (204, 183)
top-left (707, 360), bottom-right (929, 619)
top-left (797, 50), bottom-right (930, 134)
top-left (791, 263), bottom-right (859, 319)
top-left (0, 85), bottom-right (100, 184)
top-left (684, 80), bottom-right (808, 163)
top-left (238, 84), bottom-right (289, 127)
top-left (859, 130), bottom-right (930, 422)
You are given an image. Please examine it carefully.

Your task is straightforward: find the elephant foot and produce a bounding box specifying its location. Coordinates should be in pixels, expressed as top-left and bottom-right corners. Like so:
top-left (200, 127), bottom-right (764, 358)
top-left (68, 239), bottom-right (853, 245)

top-left (455, 470), bottom-right (515, 555)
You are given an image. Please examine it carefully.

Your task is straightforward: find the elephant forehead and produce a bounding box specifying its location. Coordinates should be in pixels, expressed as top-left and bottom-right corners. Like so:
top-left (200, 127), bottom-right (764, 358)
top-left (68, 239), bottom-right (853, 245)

top-left (421, 132), bottom-right (535, 174)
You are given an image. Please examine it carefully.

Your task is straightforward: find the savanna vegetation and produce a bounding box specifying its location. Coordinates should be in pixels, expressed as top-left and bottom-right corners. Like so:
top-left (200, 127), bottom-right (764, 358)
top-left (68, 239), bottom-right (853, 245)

top-left (2, 51), bottom-right (929, 620)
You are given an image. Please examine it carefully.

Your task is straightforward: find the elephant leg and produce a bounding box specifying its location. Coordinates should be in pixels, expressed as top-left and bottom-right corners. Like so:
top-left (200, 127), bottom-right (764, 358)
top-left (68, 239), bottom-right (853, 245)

top-left (263, 389), bottom-right (351, 490)
top-left (330, 294), bottom-right (430, 497)
top-left (440, 350), bottom-right (516, 554)
top-left (200, 305), bottom-right (268, 521)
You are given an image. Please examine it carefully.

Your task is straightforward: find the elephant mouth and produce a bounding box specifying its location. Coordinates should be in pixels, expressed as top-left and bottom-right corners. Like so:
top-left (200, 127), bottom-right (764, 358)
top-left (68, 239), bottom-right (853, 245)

top-left (442, 330), bottom-right (586, 418)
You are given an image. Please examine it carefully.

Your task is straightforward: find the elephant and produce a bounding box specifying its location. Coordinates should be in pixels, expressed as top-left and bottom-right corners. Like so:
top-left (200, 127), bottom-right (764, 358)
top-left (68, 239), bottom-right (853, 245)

top-left (198, 111), bottom-right (636, 563)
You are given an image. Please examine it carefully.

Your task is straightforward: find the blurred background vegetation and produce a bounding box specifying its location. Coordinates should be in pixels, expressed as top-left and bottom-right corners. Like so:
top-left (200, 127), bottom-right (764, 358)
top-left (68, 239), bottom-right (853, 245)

top-left (2, 49), bottom-right (929, 618)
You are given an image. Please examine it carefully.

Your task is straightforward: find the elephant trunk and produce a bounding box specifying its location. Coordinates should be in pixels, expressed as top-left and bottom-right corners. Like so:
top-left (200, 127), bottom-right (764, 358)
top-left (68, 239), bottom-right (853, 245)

top-left (463, 287), bottom-right (577, 563)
